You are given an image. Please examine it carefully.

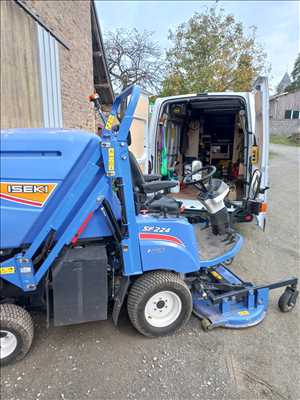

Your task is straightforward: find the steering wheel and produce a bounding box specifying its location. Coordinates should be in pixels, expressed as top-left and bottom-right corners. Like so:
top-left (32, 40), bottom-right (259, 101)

top-left (184, 165), bottom-right (216, 193)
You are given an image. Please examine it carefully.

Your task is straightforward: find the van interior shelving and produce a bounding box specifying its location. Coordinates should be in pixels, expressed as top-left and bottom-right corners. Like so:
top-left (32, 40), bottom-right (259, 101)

top-left (154, 96), bottom-right (249, 209)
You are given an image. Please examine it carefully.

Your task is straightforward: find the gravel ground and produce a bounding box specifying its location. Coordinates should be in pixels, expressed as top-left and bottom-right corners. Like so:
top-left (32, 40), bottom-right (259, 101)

top-left (1, 143), bottom-right (299, 400)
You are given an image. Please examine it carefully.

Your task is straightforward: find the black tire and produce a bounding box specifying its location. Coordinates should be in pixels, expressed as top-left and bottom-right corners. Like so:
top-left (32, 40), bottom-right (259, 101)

top-left (278, 287), bottom-right (298, 313)
top-left (201, 318), bottom-right (213, 331)
top-left (0, 304), bottom-right (34, 366)
top-left (127, 271), bottom-right (192, 337)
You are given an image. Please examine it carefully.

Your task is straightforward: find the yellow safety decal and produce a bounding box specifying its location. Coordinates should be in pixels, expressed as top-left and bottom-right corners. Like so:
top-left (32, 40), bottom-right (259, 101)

top-left (105, 115), bottom-right (115, 130)
top-left (0, 182), bottom-right (57, 208)
top-left (0, 266), bottom-right (15, 275)
top-left (252, 146), bottom-right (259, 164)
top-left (239, 310), bottom-right (250, 316)
top-left (108, 148), bottom-right (115, 172)
top-left (211, 271), bottom-right (223, 280)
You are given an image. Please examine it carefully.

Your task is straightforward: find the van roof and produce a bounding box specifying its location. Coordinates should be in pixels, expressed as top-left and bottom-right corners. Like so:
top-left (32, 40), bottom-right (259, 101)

top-left (156, 91), bottom-right (249, 103)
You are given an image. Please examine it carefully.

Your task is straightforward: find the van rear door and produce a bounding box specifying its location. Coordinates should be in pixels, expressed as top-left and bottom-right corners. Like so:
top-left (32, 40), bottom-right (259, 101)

top-left (250, 76), bottom-right (270, 229)
top-left (130, 90), bottom-right (149, 172)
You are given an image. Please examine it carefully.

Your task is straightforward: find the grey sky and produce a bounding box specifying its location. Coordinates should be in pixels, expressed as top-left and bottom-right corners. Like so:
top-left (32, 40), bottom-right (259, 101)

top-left (96, 0), bottom-right (300, 93)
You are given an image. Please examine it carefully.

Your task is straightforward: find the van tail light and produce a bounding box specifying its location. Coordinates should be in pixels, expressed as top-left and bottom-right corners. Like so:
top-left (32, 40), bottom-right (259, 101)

top-left (259, 202), bottom-right (268, 213)
top-left (245, 200), bottom-right (268, 216)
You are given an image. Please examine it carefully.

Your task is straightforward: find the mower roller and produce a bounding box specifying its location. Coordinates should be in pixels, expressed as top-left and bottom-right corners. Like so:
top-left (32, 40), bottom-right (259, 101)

top-left (0, 85), bottom-right (298, 365)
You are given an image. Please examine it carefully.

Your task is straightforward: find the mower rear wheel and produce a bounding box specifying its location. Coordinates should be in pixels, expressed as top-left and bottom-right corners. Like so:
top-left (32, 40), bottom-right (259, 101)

top-left (0, 304), bottom-right (34, 366)
top-left (278, 287), bottom-right (298, 313)
top-left (127, 271), bottom-right (192, 337)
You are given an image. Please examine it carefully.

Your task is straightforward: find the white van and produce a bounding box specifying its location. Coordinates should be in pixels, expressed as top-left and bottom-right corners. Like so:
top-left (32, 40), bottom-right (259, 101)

top-left (145, 77), bottom-right (269, 229)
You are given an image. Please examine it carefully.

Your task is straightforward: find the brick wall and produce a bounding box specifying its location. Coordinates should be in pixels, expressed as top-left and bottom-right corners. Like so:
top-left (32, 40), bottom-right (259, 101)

top-left (24, 0), bottom-right (96, 131)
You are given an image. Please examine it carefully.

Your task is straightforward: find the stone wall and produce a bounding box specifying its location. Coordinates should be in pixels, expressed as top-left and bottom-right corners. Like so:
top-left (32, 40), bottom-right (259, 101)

top-left (270, 119), bottom-right (300, 137)
top-left (24, 0), bottom-right (96, 131)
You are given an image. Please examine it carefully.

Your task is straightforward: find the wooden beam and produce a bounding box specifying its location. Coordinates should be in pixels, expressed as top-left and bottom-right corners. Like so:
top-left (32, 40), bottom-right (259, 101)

top-left (95, 83), bottom-right (110, 89)
top-left (91, 1), bottom-right (114, 102)
top-left (93, 51), bottom-right (103, 58)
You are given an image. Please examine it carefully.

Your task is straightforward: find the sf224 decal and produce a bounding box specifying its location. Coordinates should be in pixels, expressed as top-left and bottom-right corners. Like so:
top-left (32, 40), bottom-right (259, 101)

top-left (0, 182), bottom-right (57, 208)
top-left (142, 225), bottom-right (171, 233)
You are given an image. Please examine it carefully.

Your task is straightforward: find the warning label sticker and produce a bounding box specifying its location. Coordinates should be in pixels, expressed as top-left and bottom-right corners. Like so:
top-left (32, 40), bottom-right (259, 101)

top-left (0, 266), bottom-right (15, 275)
top-left (105, 115), bottom-right (115, 130)
top-left (238, 310), bottom-right (250, 316)
top-left (108, 148), bottom-right (115, 172)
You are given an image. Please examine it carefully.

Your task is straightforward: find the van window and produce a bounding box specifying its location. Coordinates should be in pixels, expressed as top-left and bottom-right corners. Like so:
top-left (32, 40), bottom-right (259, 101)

top-left (292, 110), bottom-right (299, 119)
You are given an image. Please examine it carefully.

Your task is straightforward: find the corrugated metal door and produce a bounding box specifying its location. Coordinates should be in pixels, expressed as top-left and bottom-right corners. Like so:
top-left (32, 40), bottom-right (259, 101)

top-left (37, 25), bottom-right (63, 128)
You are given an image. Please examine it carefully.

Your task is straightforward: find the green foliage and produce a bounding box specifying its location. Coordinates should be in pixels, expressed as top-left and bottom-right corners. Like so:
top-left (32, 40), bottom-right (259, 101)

top-left (286, 53), bottom-right (300, 91)
top-left (161, 7), bottom-right (270, 96)
top-left (270, 135), bottom-right (300, 147)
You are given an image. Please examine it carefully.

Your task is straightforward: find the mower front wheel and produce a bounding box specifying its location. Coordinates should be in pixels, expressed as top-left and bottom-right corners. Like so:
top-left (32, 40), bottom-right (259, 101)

top-left (127, 271), bottom-right (192, 337)
top-left (0, 304), bottom-right (34, 366)
top-left (201, 318), bottom-right (213, 331)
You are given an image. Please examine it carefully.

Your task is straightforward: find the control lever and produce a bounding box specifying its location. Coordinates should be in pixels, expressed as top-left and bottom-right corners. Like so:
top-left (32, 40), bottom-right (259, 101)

top-left (259, 186), bottom-right (270, 194)
top-left (89, 92), bottom-right (107, 127)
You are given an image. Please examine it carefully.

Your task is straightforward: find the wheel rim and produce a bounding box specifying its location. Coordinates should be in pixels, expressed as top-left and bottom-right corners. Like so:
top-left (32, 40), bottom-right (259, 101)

top-left (144, 291), bottom-right (182, 328)
top-left (0, 330), bottom-right (18, 360)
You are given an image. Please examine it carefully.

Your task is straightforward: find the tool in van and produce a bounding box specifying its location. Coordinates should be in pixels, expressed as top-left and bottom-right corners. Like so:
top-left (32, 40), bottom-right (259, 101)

top-left (160, 113), bottom-right (168, 177)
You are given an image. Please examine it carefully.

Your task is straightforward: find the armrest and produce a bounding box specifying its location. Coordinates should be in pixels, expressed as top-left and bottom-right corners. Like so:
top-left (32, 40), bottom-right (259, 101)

top-left (142, 180), bottom-right (177, 194)
top-left (143, 174), bottom-right (162, 182)
top-left (148, 197), bottom-right (181, 213)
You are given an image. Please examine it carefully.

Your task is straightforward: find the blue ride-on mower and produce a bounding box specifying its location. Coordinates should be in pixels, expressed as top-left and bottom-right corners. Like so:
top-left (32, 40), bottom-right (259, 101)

top-left (0, 86), bottom-right (298, 365)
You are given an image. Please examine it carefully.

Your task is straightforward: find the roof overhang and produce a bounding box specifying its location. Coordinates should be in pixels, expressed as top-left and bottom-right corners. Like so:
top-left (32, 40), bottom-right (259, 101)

top-left (91, 1), bottom-right (114, 105)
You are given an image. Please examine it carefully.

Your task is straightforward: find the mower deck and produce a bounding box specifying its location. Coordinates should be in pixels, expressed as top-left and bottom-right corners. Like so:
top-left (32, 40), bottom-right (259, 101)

top-left (192, 265), bottom-right (298, 329)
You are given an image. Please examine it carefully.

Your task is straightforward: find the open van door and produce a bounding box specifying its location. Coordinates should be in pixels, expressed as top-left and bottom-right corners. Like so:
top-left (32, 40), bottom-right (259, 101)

top-left (250, 76), bottom-right (270, 230)
top-left (129, 90), bottom-right (149, 172)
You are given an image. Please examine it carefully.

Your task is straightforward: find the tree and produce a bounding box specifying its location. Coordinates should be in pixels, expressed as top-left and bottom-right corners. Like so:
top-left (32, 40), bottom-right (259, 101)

top-left (104, 28), bottom-right (164, 93)
top-left (286, 53), bottom-right (300, 91)
top-left (161, 7), bottom-right (270, 95)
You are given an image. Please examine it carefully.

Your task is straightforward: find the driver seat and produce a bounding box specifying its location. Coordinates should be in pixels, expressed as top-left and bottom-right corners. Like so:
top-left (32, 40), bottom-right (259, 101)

top-left (129, 151), bottom-right (181, 214)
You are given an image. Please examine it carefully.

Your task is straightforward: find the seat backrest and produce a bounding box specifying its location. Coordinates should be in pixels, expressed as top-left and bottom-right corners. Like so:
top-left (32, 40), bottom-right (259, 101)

top-left (129, 151), bottom-right (145, 191)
